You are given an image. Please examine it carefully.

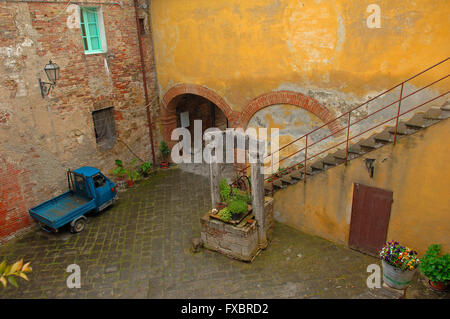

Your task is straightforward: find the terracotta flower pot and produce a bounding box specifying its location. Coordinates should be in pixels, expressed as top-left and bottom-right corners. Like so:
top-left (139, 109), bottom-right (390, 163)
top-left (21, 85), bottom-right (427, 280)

top-left (160, 161), bottom-right (169, 169)
top-left (428, 280), bottom-right (448, 292)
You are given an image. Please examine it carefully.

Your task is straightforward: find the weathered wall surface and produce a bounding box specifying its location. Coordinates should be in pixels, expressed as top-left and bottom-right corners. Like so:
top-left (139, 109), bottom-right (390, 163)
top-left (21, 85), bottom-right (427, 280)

top-left (273, 119), bottom-right (450, 255)
top-left (0, 0), bottom-right (159, 242)
top-left (151, 0), bottom-right (449, 154)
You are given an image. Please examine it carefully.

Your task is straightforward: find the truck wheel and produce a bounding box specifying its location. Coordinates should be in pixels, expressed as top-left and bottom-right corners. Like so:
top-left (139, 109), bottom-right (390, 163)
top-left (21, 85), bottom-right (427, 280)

top-left (71, 219), bottom-right (86, 233)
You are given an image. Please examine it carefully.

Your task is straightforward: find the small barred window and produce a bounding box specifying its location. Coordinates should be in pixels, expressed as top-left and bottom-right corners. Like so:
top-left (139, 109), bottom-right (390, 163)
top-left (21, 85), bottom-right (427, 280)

top-left (92, 107), bottom-right (116, 150)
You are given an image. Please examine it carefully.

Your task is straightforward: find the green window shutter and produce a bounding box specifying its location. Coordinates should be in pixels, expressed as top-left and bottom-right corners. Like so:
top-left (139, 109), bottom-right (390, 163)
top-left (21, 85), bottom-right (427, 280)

top-left (79, 7), bottom-right (103, 53)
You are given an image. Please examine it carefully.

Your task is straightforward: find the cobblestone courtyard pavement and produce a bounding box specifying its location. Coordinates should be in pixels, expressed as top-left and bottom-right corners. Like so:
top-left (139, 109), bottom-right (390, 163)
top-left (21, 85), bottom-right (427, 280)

top-left (0, 168), bottom-right (447, 299)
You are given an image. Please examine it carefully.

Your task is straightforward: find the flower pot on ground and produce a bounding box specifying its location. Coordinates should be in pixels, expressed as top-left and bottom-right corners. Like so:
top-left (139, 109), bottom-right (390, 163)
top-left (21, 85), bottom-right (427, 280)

top-left (114, 158), bottom-right (140, 188)
top-left (160, 141), bottom-right (170, 169)
top-left (419, 244), bottom-right (449, 292)
top-left (160, 161), bottom-right (169, 169)
top-left (379, 241), bottom-right (420, 290)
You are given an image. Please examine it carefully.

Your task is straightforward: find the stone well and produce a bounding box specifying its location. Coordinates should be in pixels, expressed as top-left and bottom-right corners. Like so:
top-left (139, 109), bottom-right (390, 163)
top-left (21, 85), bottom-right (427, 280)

top-left (200, 196), bottom-right (274, 262)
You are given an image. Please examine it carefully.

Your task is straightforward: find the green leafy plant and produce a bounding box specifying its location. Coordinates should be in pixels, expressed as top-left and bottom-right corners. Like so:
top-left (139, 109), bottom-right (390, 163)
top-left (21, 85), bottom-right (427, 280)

top-left (125, 158), bottom-right (139, 182)
top-left (419, 244), bottom-right (450, 284)
top-left (218, 207), bottom-right (232, 221)
top-left (114, 159), bottom-right (140, 182)
top-left (231, 187), bottom-right (252, 204)
top-left (112, 159), bottom-right (127, 178)
top-left (0, 259), bottom-right (32, 288)
top-left (160, 141), bottom-right (170, 162)
top-left (219, 178), bottom-right (231, 202)
top-left (139, 162), bottom-right (153, 177)
top-left (227, 198), bottom-right (248, 216)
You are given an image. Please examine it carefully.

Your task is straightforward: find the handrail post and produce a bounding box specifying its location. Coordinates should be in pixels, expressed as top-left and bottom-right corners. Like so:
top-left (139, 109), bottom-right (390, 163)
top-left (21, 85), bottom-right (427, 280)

top-left (345, 111), bottom-right (351, 166)
top-left (304, 135), bottom-right (308, 183)
top-left (393, 83), bottom-right (404, 145)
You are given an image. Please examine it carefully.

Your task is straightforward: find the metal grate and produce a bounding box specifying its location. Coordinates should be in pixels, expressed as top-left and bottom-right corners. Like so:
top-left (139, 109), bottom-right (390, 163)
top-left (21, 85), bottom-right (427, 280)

top-left (92, 107), bottom-right (116, 150)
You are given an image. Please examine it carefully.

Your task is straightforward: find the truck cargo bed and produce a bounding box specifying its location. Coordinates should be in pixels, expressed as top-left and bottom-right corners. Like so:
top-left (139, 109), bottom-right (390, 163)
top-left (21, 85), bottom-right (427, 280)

top-left (29, 191), bottom-right (95, 228)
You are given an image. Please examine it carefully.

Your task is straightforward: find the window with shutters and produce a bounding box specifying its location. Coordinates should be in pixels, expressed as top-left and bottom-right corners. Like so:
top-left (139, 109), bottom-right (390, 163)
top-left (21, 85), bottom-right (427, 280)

top-left (79, 7), bottom-right (107, 54)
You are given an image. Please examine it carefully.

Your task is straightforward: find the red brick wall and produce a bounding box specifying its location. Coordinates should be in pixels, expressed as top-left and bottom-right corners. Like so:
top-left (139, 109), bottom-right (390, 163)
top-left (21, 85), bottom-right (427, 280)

top-left (0, 158), bottom-right (35, 242)
top-left (0, 1), bottom-right (159, 242)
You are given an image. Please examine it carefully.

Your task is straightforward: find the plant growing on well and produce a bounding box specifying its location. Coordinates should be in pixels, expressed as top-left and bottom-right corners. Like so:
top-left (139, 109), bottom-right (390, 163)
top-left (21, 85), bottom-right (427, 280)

top-left (0, 259), bottom-right (32, 288)
top-left (219, 178), bottom-right (231, 202)
top-left (419, 244), bottom-right (450, 284)
top-left (230, 187), bottom-right (252, 204)
top-left (379, 241), bottom-right (420, 271)
top-left (218, 207), bottom-right (232, 221)
top-left (227, 198), bottom-right (248, 216)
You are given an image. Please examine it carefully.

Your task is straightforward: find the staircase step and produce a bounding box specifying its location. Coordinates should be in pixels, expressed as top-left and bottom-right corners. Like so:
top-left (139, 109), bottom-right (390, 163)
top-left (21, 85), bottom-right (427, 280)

top-left (424, 107), bottom-right (444, 120)
top-left (333, 149), bottom-right (347, 160)
top-left (289, 171), bottom-right (303, 180)
top-left (359, 138), bottom-right (377, 150)
top-left (331, 149), bottom-right (348, 163)
top-left (405, 113), bottom-right (427, 129)
top-left (272, 179), bottom-right (286, 189)
top-left (440, 105), bottom-right (450, 119)
top-left (388, 122), bottom-right (408, 135)
top-left (323, 154), bottom-right (338, 166)
top-left (280, 176), bottom-right (296, 185)
top-left (264, 182), bottom-right (273, 192)
top-left (348, 143), bottom-right (364, 155)
top-left (310, 160), bottom-right (324, 171)
top-left (303, 166), bottom-right (313, 175)
top-left (373, 130), bottom-right (392, 143)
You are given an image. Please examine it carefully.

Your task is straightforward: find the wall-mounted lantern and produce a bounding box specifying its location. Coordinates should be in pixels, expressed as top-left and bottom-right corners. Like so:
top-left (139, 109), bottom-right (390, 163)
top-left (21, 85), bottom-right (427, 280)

top-left (365, 158), bottom-right (375, 178)
top-left (39, 60), bottom-right (60, 98)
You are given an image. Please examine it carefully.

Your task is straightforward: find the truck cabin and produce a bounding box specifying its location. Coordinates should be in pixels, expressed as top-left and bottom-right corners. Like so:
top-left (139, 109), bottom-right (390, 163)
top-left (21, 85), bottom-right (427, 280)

top-left (69, 167), bottom-right (115, 204)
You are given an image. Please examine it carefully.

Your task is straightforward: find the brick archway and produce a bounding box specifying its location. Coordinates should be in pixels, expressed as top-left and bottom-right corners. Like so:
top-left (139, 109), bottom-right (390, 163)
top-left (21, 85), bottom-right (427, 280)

top-left (160, 84), bottom-right (239, 145)
top-left (240, 91), bottom-right (341, 134)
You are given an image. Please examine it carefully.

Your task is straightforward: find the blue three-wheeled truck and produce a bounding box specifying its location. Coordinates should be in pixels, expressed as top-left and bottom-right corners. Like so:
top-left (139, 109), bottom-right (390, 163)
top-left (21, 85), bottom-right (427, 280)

top-left (29, 166), bottom-right (118, 234)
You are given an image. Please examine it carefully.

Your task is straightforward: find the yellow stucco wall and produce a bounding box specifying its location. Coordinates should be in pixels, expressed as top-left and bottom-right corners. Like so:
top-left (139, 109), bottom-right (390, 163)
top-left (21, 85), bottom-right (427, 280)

top-left (150, 0), bottom-right (450, 112)
top-left (273, 119), bottom-right (450, 255)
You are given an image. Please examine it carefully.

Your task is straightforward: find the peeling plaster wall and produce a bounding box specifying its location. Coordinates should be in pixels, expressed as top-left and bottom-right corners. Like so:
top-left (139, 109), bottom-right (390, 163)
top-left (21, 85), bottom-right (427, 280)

top-left (247, 104), bottom-right (331, 167)
top-left (0, 1), bottom-right (159, 242)
top-left (151, 0), bottom-right (449, 121)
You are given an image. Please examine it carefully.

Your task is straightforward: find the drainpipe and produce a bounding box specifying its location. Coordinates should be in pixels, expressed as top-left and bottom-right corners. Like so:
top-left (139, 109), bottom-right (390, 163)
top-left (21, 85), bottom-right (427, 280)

top-left (134, 0), bottom-right (157, 172)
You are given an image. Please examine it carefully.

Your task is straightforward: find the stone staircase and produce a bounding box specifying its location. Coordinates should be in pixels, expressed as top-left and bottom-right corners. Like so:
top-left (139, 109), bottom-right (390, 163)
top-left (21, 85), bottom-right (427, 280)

top-left (264, 101), bottom-right (450, 196)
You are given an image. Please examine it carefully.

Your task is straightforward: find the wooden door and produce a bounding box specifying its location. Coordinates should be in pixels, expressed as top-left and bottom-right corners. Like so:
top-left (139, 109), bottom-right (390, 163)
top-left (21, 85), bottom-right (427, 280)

top-left (348, 183), bottom-right (393, 256)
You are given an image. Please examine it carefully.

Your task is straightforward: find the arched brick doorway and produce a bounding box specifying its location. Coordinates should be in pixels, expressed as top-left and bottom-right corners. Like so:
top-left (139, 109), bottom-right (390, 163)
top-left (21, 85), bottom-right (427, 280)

top-left (160, 84), bottom-right (238, 146)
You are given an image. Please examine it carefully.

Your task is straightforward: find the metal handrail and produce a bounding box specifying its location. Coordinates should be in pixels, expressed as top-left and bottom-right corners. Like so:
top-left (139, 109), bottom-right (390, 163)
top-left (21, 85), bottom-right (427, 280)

top-left (236, 57), bottom-right (449, 184)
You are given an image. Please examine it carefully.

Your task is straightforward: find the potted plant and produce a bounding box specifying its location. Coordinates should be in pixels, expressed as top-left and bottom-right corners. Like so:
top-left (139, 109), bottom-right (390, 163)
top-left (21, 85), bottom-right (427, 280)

top-left (419, 244), bottom-right (449, 291)
top-left (379, 241), bottom-right (420, 290)
top-left (113, 159), bottom-right (127, 181)
top-left (160, 141), bottom-right (170, 169)
top-left (124, 158), bottom-right (139, 187)
top-left (139, 161), bottom-right (153, 178)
